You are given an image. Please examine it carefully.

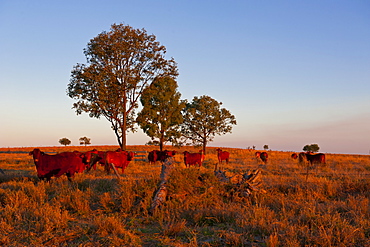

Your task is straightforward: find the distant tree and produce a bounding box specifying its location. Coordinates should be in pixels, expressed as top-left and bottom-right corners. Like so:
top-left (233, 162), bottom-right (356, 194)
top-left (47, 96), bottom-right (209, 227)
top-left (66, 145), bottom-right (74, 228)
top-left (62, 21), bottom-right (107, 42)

top-left (303, 143), bottom-right (320, 153)
top-left (67, 23), bottom-right (178, 150)
top-left (181, 95), bottom-right (237, 154)
top-left (79, 137), bottom-right (91, 146)
top-left (136, 76), bottom-right (185, 151)
top-left (263, 145), bottom-right (269, 150)
top-left (59, 138), bottom-right (71, 146)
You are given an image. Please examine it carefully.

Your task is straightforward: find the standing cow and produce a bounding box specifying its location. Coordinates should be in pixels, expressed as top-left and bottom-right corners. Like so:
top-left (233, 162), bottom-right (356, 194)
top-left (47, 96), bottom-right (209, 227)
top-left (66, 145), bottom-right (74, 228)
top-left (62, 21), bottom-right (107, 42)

top-left (255, 151), bottom-right (268, 164)
top-left (104, 149), bottom-right (135, 174)
top-left (29, 148), bottom-right (92, 181)
top-left (216, 148), bottom-right (229, 170)
top-left (183, 151), bottom-right (205, 167)
top-left (304, 152), bottom-right (326, 165)
top-left (260, 152), bottom-right (268, 164)
top-left (148, 150), bottom-right (176, 164)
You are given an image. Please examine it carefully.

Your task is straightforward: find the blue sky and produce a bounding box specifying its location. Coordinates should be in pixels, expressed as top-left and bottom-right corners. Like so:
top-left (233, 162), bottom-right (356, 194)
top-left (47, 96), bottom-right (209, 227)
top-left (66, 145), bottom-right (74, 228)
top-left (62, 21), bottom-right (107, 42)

top-left (1, 0), bottom-right (369, 154)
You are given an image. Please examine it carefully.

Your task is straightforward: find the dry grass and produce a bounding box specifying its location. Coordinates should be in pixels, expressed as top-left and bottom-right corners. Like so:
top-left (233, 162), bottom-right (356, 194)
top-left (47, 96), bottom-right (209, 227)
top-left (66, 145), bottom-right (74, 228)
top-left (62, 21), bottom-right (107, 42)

top-left (0, 146), bottom-right (369, 246)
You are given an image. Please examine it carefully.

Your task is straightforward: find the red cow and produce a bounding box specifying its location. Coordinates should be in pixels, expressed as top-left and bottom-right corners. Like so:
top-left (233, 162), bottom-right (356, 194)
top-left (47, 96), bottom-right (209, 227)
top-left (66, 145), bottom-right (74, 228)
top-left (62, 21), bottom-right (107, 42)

top-left (216, 149), bottom-right (230, 164)
top-left (255, 151), bottom-right (261, 159)
top-left (104, 150), bottom-right (135, 174)
top-left (148, 150), bottom-right (158, 164)
top-left (260, 152), bottom-right (268, 164)
top-left (304, 153), bottom-right (326, 165)
top-left (29, 148), bottom-right (90, 181)
top-left (183, 151), bottom-right (205, 167)
top-left (291, 153), bottom-right (298, 159)
top-left (148, 150), bottom-right (177, 164)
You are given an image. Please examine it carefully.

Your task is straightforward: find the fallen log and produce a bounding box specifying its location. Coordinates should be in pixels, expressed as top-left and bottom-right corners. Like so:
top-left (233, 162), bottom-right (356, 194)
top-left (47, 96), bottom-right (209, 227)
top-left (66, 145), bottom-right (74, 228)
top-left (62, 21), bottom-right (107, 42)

top-left (149, 157), bottom-right (174, 214)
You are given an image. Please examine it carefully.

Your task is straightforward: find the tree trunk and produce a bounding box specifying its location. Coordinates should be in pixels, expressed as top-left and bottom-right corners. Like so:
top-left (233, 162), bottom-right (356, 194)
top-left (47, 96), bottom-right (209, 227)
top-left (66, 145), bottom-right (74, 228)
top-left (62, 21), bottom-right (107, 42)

top-left (149, 157), bottom-right (174, 214)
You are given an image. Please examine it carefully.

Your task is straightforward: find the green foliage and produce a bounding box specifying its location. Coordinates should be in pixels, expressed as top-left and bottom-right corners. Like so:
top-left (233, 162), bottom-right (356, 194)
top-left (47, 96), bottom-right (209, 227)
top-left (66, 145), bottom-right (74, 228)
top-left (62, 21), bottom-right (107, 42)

top-left (79, 137), bottom-right (91, 146)
top-left (181, 95), bottom-right (237, 153)
top-left (67, 23), bottom-right (178, 149)
top-left (59, 138), bottom-right (71, 146)
top-left (137, 77), bottom-right (185, 151)
top-left (263, 145), bottom-right (269, 150)
top-left (303, 143), bottom-right (320, 152)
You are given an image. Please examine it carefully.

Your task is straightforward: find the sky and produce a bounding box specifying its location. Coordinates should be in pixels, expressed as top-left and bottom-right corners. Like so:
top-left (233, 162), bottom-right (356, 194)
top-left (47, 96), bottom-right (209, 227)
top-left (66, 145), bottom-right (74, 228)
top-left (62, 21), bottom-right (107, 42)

top-left (1, 0), bottom-right (369, 154)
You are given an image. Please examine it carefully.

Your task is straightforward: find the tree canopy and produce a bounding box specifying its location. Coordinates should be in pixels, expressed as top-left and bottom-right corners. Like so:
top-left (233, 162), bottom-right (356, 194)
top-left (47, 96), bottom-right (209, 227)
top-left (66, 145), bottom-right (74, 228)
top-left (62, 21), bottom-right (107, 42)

top-left (303, 143), bottom-right (320, 153)
top-left (181, 95), bottom-right (237, 154)
top-left (136, 76), bottom-right (185, 151)
top-left (59, 138), bottom-right (71, 146)
top-left (79, 137), bottom-right (91, 146)
top-left (67, 23), bottom-right (178, 150)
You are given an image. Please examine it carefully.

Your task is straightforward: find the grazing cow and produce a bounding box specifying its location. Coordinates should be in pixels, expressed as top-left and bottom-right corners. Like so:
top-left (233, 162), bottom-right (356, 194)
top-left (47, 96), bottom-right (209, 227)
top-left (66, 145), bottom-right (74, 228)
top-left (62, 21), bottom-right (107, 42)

top-left (183, 151), bottom-right (205, 167)
top-left (84, 150), bottom-right (104, 172)
top-left (298, 152), bottom-right (307, 164)
top-left (260, 152), bottom-right (268, 164)
top-left (104, 150), bottom-right (135, 174)
top-left (148, 150), bottom-right (177, 164)
top-left (305, 153), bottom-right (326, 165)
top-left (291, 153), bottom-right (298, 159)
top-left (29, 148), bottom-right (90, 181)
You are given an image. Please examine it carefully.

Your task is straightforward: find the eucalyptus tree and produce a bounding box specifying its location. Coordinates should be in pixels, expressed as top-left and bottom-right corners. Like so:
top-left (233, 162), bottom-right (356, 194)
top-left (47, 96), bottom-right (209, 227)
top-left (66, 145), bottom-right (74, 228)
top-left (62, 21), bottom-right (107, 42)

top-left (79, 137), bottom-right (91, 146)
top-left (181, 95), bottom-right (237, 154)
top-left (67, 23), bottom-right (178, 150)
top-left (59, 138), bottom-right (71, 146)
top-left (136, 76), bottom-right (185, 151)
top-left (303, 144), bottom-right (320, 153)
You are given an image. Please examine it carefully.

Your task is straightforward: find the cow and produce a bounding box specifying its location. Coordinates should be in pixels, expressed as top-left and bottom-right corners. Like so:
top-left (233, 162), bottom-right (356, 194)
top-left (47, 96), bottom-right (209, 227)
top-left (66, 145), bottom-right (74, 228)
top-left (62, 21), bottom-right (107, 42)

top-left (305, 153), bottom-right (326, 165)
top-left (84, 149), bottom-right (106, 172)
top-left (255, 151), bottom-right (268, 164)
top-left (216, 149), bottom-right (230, 164)
top-left (255, 151), bottom-right (261, 159)
top-left (260, 152), bottom-right (268, 164)
top-left (183, 151), bottom-right (205, 167)
top-left (29, 148), bottom-right (91, 181)
top-left (148, 150), bottom-right (177, 164)
top-left (104, 149), bottom-right (135, 174)
top-left (291, 153), bottom-right (298, 159)
top-left (215, 148), bottom-right (229, 171)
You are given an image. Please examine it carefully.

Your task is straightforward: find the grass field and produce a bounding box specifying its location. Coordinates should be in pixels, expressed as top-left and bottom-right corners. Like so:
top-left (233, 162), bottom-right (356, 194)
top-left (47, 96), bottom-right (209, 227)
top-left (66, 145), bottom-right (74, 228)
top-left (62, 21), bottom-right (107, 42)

top-left (0, 145), bottom-right (369, 246)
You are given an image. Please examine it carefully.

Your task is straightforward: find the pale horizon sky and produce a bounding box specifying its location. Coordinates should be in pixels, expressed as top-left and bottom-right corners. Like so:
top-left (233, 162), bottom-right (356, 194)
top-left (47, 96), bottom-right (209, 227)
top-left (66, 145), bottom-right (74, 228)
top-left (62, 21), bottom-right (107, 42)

top-left (1, 1), bottom-right (369, 154)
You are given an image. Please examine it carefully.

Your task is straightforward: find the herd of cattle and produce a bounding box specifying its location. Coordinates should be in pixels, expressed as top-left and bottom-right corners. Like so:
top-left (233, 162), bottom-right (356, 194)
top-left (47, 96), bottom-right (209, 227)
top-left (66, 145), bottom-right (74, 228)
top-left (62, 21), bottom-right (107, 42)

top-left (28, 148), bottom-right (325, 181)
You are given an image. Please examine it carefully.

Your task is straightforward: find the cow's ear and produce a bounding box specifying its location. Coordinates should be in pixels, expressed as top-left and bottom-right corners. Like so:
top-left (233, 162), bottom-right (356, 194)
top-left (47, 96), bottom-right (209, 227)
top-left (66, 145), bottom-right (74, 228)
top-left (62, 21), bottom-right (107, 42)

top-left (29, 151), bottom-right (33, 155)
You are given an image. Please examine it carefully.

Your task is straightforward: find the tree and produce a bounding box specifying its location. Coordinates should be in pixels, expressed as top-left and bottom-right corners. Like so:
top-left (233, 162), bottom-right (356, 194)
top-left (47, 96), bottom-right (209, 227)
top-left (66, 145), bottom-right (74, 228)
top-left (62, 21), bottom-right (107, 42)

top-left (59, 138), bottom-right (71, 146)
top-left (181, 95), bottom-right (237, 154)
top-left (67, 23), bottom-right (178, 150)
top-left (303, 143), bottom-right (320, 153)
top-left (79, 136), bottom-right (91, 146)
top-left (136, 76), bottom-right (185, 151)
top-left (263, 145), bottom-right (269, 150)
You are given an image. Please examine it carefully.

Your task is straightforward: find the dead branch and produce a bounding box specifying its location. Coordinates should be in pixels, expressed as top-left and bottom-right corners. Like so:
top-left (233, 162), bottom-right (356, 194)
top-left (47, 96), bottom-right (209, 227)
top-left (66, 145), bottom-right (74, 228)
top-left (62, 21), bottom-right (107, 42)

top-left (215, 169), bottom-right (264, 196)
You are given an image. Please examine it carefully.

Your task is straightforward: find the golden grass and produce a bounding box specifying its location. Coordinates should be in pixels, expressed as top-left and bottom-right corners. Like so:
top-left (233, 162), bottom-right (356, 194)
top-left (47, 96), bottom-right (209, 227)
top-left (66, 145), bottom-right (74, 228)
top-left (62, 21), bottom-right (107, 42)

top-left (0, 146), bottom-right (369, 246)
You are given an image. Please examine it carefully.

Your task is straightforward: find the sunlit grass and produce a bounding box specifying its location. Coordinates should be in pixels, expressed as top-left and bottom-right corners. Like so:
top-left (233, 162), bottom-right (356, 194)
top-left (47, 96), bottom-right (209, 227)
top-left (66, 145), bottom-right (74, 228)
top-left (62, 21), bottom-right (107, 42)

top-left (0, 146), bottom-right (369, 245)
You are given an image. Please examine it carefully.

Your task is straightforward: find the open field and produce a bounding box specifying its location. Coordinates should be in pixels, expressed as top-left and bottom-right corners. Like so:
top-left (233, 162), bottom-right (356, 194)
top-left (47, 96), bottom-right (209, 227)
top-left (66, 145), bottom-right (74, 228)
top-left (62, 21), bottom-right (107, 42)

top-left (0, 146), bottom-right (369, 246)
